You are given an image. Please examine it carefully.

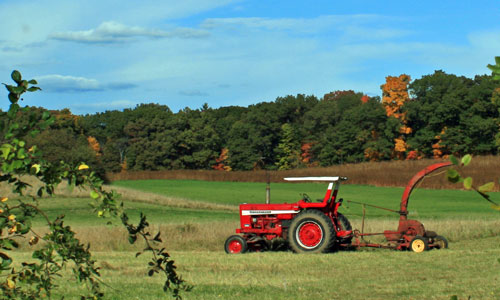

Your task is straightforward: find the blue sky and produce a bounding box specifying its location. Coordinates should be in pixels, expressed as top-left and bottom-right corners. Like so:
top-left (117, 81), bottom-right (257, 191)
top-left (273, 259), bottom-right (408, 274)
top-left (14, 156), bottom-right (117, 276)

top-left (1, 0), bottom-right (499, 115)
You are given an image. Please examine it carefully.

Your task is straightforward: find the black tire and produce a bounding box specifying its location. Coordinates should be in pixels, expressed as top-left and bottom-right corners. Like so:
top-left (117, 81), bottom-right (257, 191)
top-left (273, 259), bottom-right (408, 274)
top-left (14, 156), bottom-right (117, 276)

top-left (287, 210), bottom-right (335, 253)
top-left (410, 235), bottom-right (429, 253)
top-left (336, 213), bottom-right (352, 244)
top-left (434, 235), bottom-right (448, 249)
top-left (224, 235), bottom-right (248, 254)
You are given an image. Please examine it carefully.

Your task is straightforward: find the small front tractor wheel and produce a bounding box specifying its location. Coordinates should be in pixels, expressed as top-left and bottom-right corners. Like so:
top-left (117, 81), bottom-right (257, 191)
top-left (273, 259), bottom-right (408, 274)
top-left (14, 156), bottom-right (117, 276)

top-left (224, 235), bottom-right (248, 254)
top-left (288, 210), bottom-right (335, 253)
top-left (433, 235), bottom-right (448, 249)
top-left (410, 235), bottom-right (429, 253)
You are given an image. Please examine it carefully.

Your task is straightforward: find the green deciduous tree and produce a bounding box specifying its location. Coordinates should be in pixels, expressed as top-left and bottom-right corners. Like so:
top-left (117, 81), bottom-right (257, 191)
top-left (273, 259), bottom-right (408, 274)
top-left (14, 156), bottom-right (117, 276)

top-left (405, 71), bottom-right (498, 157)
top-left (0, 71), bottom-right (190, 299)
top-left (275, 123), bottom-right (301, 170)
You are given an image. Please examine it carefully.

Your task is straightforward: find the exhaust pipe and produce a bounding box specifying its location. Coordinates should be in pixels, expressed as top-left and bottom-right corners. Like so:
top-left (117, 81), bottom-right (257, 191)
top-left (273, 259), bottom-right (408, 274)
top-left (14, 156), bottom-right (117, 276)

top-left (265, 171), bottom-right (270, 204)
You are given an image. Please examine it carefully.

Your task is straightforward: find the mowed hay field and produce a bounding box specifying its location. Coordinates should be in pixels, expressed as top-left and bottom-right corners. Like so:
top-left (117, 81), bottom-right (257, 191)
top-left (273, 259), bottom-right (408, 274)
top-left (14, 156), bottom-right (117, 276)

top-left (7, 177), bottom-right (500, 299)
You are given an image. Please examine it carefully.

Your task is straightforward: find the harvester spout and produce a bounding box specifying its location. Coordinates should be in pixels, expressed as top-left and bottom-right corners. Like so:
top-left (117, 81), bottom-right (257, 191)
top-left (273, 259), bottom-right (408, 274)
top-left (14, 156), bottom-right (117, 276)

top-left (399, 162), bottom-right (452, 221)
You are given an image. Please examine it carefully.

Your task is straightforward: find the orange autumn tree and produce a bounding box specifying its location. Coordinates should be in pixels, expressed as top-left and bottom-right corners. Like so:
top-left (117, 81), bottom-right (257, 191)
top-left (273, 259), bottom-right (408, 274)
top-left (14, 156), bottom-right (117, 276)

top-left (300, 142), bottom-right (317, 167)
top-left (380, 74), bottom-right (413, 159)
top-left (431, 127), bottom-right (448, 159)
top-left (360, 95), bottom-right (369, 103)
top-left (212, 148), bottom-right (232, 171)
top-left (87, 136), bottom-right (102, 157)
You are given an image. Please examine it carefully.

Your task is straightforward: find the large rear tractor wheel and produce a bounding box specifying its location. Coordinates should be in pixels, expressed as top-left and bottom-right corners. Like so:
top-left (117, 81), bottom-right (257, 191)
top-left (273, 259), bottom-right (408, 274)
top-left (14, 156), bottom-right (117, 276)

top-left (224, 235), bottom-right (248, 254)
top-left (287, 210), bottom-right (335, 253)
top-left (336, 213), bottom-right (352, 244)
top-left (410, 235), bottom-right (429, 253)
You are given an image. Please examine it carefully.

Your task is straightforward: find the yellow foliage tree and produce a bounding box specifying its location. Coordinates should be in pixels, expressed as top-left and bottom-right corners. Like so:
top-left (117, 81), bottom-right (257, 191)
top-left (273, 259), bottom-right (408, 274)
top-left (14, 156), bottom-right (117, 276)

top-left (381, 74), bottom-right (412, 159)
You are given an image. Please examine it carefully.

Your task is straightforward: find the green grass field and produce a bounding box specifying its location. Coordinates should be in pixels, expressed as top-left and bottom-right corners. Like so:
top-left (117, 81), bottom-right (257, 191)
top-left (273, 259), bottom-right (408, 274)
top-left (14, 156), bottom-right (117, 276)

top-left (7, 179), bottom-right (500, 299)
top-left (29, 196), bottom-right (235, 227)
top-left (112, 179), bottom-right (498, 219)
top-left (11, 236), bottom-right (500, 300)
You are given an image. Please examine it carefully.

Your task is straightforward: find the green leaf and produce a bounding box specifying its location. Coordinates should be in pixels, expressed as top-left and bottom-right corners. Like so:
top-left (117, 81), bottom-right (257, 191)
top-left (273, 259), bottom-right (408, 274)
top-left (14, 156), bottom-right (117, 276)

top-left (463, 177), bottom-right (472, 190)
top-left (28, 79), bottom-right (37, 84)
top-left (11, 160), bottom-right (23, 170)
top-left (0, 257), bottom-right (12, 269)
top-left (450, 296), bottom-right (458, 300)
top-left (449, 155), bottom-right (459, 166)
top-left (488, 64), bottom-right (500, 72)
top-left (11, 70), bottom-right (21, 83)
top-left (461, 154), bottom-right (472, 166)
top-left (128, 235), bottom-right (137, 244)
top-left (492, 204), bottom-right (500, 211)
top-left (90, 190), bottom-right (100, 199)
top-left (27, 86), bottom-right (41, 92)
top-left (7, 103), bottom-right (20, 118)
top-left (17, 148), bottom-right (26, 159)
top-left (446, 169), bottom-right (460, 183)
top-left (478, 182), bottom-right (495, 193)
top-left (18, 222), bottom-right (30, 234)
top-left (10, 85), bottom-right (24, 94)
top-left (1, 238), bottom-right (18, 250)
top-left (8, 93), bottom-right (17, 103)
top-left (0, 144), bottom-right (12, 159)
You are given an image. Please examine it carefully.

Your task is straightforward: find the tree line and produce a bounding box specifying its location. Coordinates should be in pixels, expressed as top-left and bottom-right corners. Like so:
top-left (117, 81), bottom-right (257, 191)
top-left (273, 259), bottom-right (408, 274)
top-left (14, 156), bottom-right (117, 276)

top-left (2, 70), bottom-right (499, 176)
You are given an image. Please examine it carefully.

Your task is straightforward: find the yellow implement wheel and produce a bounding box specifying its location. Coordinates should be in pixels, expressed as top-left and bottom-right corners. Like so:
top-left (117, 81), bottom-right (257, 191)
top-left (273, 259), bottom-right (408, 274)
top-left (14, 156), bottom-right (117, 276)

top-left (434, 235), bottom-right (448, 249)
top-left (410, 236), bottom-right (429, 253)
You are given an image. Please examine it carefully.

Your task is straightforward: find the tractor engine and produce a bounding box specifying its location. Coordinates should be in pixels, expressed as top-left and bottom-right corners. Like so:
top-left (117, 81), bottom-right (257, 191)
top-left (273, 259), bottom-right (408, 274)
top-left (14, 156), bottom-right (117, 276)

top-left (236, 203), bottom-right (299, 241)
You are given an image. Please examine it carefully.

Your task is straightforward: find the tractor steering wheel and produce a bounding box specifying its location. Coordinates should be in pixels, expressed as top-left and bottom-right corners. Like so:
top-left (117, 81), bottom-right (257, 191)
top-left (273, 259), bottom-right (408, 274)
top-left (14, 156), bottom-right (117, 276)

top-left (301, 193), bottom-right (312, 203)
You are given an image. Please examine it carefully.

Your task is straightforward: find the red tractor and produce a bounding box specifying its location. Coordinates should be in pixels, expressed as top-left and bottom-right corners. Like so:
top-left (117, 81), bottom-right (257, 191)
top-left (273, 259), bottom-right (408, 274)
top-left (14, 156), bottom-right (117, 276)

top-left (224, 162), bottom-right (450, 254)
top-left (225, 176), bottom-right (352, 254)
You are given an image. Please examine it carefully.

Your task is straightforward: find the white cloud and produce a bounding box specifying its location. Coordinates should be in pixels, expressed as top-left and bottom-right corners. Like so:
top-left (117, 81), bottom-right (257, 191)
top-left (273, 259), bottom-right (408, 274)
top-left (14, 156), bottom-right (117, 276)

top-left (179, 90), bottom-right (209, 97)
top-left (73, 100), bottom-right (137, 110)
top-left (49, 21), bottom-right (209, 43)
top-left (36, 74), bottom-right (136, 92)
top-left (200, 15), bottom-right (411, 46)
top-left (201, 15), bottom-right (381, 31)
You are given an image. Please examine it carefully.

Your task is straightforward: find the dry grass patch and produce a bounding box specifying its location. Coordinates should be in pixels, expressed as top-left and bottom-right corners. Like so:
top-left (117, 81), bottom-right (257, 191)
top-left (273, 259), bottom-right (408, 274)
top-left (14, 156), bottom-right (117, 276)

top-left (0, 175), bottom-right (236, 212)
top-left (107, 155), bottom-right (500, 190)
top-left (16, 221), bottom-right (239, 252)
top-left (16, 218), bottom-right (499, 253)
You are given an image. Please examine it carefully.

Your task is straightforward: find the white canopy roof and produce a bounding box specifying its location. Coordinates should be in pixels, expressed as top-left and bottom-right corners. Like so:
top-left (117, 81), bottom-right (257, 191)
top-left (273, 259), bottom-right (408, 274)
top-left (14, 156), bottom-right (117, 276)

top-left (284, 176), bottom-right (346, 182)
